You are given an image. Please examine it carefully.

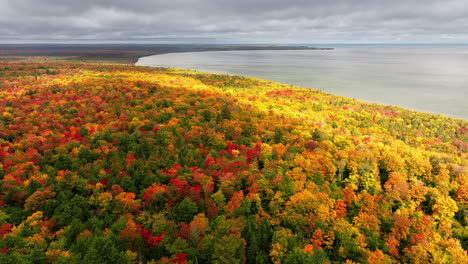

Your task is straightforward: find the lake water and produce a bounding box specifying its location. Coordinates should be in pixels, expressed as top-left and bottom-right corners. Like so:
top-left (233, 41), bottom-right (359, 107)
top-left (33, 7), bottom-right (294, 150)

top-left (136, 45), bottom-right (468, 120)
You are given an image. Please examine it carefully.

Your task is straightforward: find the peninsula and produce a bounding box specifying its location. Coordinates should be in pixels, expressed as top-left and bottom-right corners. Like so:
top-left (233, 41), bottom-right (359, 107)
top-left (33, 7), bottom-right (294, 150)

top-left (0, 44), bottom-right (333, 64)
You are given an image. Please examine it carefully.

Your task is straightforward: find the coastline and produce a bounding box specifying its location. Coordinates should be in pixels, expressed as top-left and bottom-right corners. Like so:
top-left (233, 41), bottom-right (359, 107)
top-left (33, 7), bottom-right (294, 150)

top-left (135, 47), bottom-right (468, 120)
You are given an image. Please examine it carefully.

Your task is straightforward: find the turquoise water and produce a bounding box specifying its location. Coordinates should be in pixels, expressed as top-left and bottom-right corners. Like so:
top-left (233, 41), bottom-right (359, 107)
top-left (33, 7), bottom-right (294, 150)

top-left (136, 45), bottom-right (468, 119)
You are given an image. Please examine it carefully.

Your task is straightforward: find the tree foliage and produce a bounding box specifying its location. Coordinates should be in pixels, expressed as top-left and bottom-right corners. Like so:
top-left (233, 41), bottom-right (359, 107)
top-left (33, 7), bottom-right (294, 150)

top-left (0, 61), bottom-right (466, 263)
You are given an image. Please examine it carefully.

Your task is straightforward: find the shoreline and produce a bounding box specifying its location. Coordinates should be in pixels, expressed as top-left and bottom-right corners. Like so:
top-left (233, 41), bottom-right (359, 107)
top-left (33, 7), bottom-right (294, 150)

top-left (135, 48), bottom-right (467, 120)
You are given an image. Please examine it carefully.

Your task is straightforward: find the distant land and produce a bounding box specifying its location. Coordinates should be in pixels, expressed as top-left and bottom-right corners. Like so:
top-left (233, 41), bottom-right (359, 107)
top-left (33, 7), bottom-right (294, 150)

top-left (0, 44), bottom-right (333, 64)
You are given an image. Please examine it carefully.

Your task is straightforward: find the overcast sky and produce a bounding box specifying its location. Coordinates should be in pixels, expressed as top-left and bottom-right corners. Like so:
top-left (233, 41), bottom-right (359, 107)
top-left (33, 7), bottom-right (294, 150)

top-left (1, 0), bottom-right (467, 44)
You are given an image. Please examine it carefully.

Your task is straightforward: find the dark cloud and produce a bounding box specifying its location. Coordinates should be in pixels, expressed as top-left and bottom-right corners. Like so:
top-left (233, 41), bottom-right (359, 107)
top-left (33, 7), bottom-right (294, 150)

top-left (1, 0), bottom-right (467, 43)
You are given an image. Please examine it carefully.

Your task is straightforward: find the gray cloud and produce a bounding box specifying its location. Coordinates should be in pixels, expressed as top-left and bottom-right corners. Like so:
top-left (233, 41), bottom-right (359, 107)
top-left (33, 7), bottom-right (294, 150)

top-left (1, 0), bottom-right (467, 43)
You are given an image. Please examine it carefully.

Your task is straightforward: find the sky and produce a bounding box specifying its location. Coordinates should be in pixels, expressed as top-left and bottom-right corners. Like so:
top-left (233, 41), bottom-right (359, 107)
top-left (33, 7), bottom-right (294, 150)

top-left (1, 0), bottom-right (468, 44)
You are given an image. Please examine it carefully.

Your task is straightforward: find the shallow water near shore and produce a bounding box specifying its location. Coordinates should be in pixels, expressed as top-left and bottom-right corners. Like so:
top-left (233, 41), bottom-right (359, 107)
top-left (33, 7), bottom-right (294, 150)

top-left (137, 45), bottom-right (468, 120)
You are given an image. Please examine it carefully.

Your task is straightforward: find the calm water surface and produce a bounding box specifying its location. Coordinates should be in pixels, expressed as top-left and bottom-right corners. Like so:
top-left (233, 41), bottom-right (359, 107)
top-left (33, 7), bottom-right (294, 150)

top-left (136, 46), bottom-right (468, 119)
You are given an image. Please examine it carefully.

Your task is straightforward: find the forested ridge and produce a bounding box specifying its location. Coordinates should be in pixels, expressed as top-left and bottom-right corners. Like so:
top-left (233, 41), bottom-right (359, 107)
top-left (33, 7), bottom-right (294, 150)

top-left (0, 62), bottom-right (466, 263)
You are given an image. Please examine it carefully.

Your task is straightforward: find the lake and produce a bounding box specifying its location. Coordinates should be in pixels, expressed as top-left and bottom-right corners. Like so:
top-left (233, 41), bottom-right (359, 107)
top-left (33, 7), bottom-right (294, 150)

top-left (136, 45), bottom-right (468, 120)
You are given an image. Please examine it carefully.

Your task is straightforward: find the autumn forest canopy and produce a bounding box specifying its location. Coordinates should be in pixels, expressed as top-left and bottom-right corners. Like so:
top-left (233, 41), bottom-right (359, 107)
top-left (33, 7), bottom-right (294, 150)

top-left (0, 61), bottom-right (467, 263)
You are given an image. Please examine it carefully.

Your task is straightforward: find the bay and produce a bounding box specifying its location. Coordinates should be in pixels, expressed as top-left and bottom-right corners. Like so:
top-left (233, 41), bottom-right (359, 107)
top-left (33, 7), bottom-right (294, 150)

top-left (136, 45), bottom-right (468, 120)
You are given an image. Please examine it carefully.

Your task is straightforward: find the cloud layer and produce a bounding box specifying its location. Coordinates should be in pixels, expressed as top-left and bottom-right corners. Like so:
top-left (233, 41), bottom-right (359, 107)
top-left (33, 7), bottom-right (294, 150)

top-left (1, 0), bottom-right (467, 43)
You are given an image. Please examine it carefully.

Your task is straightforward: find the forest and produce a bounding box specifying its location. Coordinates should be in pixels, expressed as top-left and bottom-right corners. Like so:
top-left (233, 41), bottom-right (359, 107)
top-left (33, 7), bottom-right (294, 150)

top-left (0, 61), bottom-right (466, 263)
